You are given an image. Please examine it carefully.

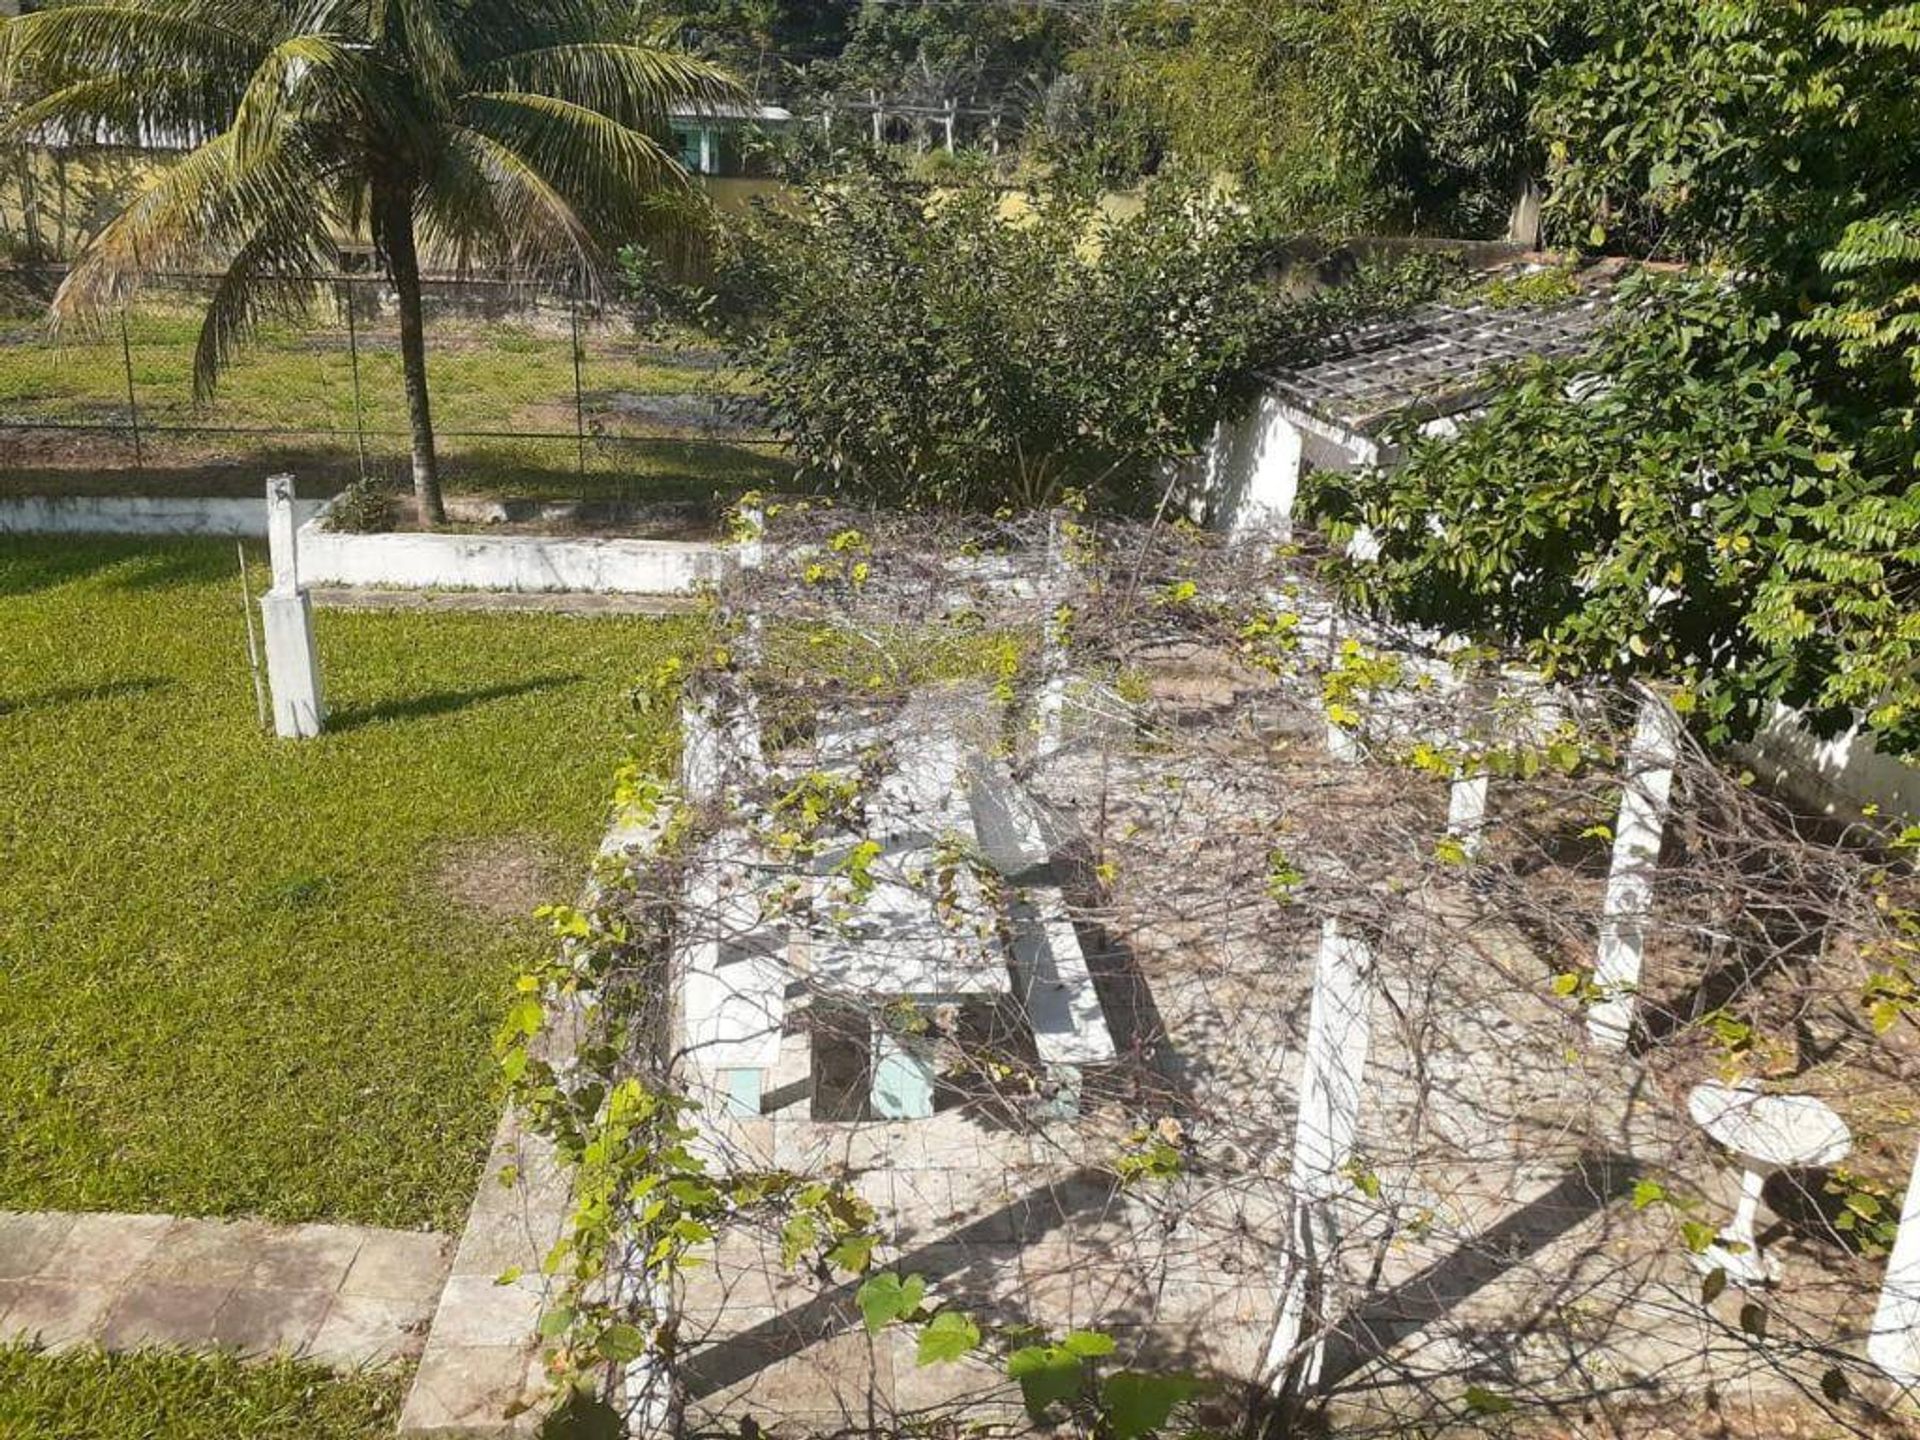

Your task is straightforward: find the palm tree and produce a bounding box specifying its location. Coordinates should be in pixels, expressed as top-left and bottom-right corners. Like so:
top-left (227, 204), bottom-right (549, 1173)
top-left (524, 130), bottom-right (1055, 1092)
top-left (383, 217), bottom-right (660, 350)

top-left (0, 1), bottom-right (738, 524)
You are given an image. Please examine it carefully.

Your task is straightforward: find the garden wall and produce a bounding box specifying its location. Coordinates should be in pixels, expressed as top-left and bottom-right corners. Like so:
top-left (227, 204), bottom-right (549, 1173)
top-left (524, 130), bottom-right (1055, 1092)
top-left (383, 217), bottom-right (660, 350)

top-left (294, 507), bottom-right (727, 594)
top-left (1738, 705), bottom-right (1920, 825)
top-left (0, 494), bottom-right (326, 536)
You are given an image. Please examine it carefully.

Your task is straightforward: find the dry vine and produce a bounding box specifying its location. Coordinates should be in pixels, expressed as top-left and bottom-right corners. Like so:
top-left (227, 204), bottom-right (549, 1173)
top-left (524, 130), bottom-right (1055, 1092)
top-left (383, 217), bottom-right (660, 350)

top-left (514, 501), bottom-right (1920, 1440)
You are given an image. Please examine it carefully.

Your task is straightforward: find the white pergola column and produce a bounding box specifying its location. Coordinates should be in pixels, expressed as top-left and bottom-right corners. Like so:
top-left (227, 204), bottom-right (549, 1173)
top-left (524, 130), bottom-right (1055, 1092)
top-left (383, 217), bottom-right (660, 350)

top-left (1036, 514), bottom-right (1069, 757)
top-left (260, 474), bottom-right (326, 739)
top-left (1871, 1137), bottom-right (1920, 1383)
top-left (1264, 917), bottom-right (1379, 1395)
top-left (1588, 691), bottom-right (1681, 1051)
top-left (1446, 772), bottom-right (1490, 858)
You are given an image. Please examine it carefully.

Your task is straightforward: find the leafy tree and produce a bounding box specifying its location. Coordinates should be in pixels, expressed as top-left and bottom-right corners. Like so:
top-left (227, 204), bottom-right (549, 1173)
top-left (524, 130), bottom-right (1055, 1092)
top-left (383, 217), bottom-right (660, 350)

top-left (1069, 0), bottom-right (1595, 233)
top-left (632, 0), bottom-right (852, 96)
top-left (1313, 1), bottom-right (1920, 755)
top-left (0, 0), bottom-right (736, 523)
top-left (730, 159), bottom-right (1448, 512)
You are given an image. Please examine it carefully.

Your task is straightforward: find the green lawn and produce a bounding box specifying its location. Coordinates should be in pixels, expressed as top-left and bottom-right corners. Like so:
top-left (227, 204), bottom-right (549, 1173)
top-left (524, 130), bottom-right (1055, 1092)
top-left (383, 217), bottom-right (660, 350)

top-left (0, 1347), bottom-right (404, 1440)
top-left (0, 538), bottom-right (695, 1229)
top-left (0, 289), bottom-right (789, 502)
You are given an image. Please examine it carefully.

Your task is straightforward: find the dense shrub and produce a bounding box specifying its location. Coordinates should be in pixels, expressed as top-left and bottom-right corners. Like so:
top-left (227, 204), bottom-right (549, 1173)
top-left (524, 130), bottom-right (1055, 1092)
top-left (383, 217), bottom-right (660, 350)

top-left (730, 162), bottom-right (1447, 513)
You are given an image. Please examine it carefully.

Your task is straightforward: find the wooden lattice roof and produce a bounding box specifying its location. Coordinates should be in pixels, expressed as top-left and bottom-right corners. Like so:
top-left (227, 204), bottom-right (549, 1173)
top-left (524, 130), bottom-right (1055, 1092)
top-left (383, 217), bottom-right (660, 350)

top-left (1266, 289), bottom-right (1615, 436)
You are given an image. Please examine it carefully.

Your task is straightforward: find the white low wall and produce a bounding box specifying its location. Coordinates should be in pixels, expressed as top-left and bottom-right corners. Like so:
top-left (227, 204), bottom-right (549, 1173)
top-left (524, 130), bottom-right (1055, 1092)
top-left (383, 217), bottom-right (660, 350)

top-left (1739, 704), bottom-right (1920, 824)
top-left (0, 494), bottom-right (326, 536)
top-left (295, 511), bottom-right (727, 594)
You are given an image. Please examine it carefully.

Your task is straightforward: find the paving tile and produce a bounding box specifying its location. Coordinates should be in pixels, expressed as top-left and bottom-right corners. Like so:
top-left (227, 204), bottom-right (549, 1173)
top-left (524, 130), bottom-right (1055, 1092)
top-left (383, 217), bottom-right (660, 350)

top-left (339, 1229), bottom-right (452, 1302)
top-left (139, 1220), bottom-right (279, 1287)
top-left (424, 1273), bottom-right (547, 1349)
top-left (0, 1213), bottom-right (79, 1280)
top-left (400, 1341), bottom-right (543, 1434)
top-left (36, 1214), bottom-right (174, 1287)
top-left (444, 1207), bottom-right (555, 1281)
top-left (309, 1291), bottom-right (435, 1368)
top-left (0, 1280), bottom-right (117, 1351)
top-left (211, 1286), bottom-right (331, 1357)
top-left (243, 1224), bottom-right (366, 1293)
top-left (99, 1283), bottom-right (232, 1350)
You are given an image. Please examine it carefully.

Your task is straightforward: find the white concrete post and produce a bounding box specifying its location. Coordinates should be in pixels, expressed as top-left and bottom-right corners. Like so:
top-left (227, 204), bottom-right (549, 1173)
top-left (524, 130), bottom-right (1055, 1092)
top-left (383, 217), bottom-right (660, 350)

top-left (1588, 691), bottom-right (1681, 1050)
top-left (1264, 918), bottom-right (1378, 1395)
top-left (1446, 772), bottom-right (1490, 858)
top-left (259, 475), bottom-right (326, 738)
top-left (1036, 513), bottom-right (1068, 757)
top-left (1871, 1137), bottom-right (1920, 1383)
top-left (616, 1261), bottom-right (676, 1437)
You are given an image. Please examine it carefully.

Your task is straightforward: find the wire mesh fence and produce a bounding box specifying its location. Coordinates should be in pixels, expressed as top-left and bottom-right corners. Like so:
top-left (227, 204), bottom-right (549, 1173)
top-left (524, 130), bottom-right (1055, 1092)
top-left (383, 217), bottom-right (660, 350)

top-left (0, 266), bottom-right (787, 509)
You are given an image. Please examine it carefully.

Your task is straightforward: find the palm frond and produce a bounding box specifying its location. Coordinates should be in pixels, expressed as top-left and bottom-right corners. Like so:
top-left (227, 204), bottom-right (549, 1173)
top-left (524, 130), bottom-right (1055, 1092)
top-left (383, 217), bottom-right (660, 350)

top-left (418, 122), bottom-right (596, 274)
top-left (231, 32), bottom-right (369, 167)
top-left (191, 213), bottom-right (335, 399)
top-left (1, 5), bottom-right (261, 88)
top-left (474, 42), bottom-right (742, 136)
top-left (56, 125), bottom-right (337, 322)
top-left (455, 89), bottom-right (707, 281)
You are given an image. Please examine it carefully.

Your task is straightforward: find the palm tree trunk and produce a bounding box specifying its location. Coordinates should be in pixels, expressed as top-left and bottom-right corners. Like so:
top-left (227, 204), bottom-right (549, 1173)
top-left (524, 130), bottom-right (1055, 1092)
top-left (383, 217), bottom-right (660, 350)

top-left (380, 188), bottom-right (445, 526)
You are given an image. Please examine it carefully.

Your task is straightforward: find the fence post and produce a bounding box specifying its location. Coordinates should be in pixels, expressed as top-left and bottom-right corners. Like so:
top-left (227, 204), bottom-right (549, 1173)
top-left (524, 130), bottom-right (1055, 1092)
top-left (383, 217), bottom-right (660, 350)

top-left (341, 276), bottom-right (369, 483)
top-left (259, 475), bottom-right (327, 739)
top-left (1588, 689), bottom-right (1681, 1051)
top-left (570, 276), bottom-right (588, 478)
top-left (1036, 512), bottom-right (1069, 757)
top-left (118, 309), bottom-right (144, 472)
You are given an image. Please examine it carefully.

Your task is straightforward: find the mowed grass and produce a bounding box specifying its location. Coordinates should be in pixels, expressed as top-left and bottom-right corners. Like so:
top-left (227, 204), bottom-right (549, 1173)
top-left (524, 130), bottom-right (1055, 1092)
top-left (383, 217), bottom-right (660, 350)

top-left (0, 290), bottom-right (789, 502)
top-left (0, 538), bottom-right (696, 1229)
top-left (0, 1347), bottom-right (404, 1440)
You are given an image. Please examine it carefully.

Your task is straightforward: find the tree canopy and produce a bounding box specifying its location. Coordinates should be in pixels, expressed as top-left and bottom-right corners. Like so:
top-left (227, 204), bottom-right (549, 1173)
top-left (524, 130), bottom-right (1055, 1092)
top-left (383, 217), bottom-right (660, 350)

top-left (1311, 0), bottom-right (1920, 755)
top-left (1, 0), bottom-right (736, 520)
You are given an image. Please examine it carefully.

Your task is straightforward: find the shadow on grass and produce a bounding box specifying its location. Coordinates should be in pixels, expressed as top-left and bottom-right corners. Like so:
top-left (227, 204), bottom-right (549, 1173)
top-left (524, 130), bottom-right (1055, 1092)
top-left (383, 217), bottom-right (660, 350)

top-left (0, 537), bottom-right (239, 597)
top-left (326, 673), bottom-right (582, 733)
top-left (0, 676), bottom-right (173, 716)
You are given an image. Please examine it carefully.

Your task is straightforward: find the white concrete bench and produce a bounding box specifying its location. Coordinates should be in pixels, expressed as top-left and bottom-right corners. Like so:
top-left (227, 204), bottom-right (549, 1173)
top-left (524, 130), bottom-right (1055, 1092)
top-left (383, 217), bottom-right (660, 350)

top-left (967, 757), bottom-right (1116, 1112)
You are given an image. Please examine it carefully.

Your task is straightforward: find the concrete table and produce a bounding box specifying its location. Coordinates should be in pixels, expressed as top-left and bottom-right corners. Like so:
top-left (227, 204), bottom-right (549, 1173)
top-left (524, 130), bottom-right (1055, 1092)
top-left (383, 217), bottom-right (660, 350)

top-left (1688, 1081), bottom-right (1852, 1286)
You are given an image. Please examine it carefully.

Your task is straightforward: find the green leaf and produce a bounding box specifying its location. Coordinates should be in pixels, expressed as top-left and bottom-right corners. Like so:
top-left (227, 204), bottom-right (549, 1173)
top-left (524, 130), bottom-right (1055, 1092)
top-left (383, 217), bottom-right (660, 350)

top-left (1101, 1371), bottom-right (1197, 1439)
top-left (916, 1310), bottom-right (981, 1366)
top-left (856, 1272), bottom-right (926, 1334)
top-left (1463, 1385), bottom-right (1515, 1416)
top-left (1739, 1300), bottom-right (1768, 1339)
top-left (1700, 1266), bottom-right (1727, 1304)
top-left (1630, 1178), bottom-right (1667, 1210)
top-left (1680, 1219), bottom-right (1718, 1254)
top-left (599, 1322), bottom-right (648, 1362)
top-left (1062, 1329), bottom-right (1118, 1358)
top-left (537, 1305), bottom-right (575, 1339)
top-left (825, 1232), bottom-right (878, 1275)
top-left (1008, 1344), bottom-right (1086, 1418)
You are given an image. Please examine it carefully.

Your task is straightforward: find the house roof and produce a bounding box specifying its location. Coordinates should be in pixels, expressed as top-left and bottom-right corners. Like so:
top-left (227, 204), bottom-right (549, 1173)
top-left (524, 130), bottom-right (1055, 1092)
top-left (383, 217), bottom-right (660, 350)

top-left (1264, 285), bottom-right (1615, 437)
top-left (669, 102), bottom-right (794, 124)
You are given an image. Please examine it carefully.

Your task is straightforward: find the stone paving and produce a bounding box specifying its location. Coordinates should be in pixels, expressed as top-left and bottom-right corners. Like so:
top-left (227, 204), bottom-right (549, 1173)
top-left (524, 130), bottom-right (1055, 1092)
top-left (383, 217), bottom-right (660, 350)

top-left (0, 1210), bottom-right (450, 1367)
